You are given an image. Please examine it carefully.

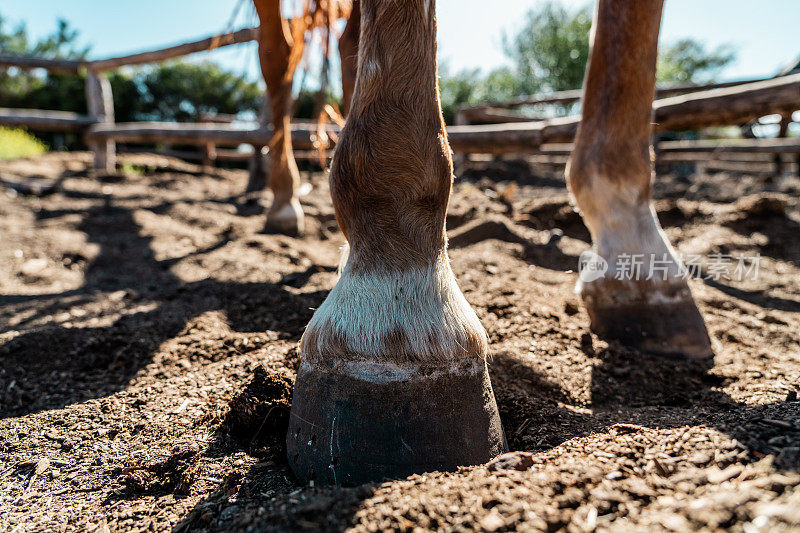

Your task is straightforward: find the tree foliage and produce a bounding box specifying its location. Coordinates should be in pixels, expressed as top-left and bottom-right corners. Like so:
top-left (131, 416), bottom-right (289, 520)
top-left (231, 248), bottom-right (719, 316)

top-left (132, 61), bottom-right (262, 122)
top-left (0, 13), bottom-right (264, 147)
top-left (438, 1), bottom-right (736, 124)
top-left (503, 2), bottom-right (592, 95)
top-left (656, 39), bottom-right (735, 84)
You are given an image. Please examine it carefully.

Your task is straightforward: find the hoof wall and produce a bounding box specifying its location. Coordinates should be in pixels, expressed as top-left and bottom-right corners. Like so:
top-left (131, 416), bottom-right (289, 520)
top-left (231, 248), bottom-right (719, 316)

top-left (287, 362), bottom-right (507, 486)
top-left (586, 295), bottom-right (713, 360)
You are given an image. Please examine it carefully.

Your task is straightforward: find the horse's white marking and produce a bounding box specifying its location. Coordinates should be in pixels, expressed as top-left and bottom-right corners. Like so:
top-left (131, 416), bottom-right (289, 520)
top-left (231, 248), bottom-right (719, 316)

top-left (304, 249), bottom-right (487, 364)
top-left (270, 198), bottom-right (303, 224)
top-left (299, 358), bottom-right (483, 384)
top-left (573, 176), bottom-right (685, 290)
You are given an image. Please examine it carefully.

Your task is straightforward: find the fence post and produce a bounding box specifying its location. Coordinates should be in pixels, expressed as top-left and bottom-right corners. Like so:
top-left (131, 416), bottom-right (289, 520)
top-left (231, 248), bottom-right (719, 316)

top-left (452, 108), bottom-right (469, 174)
top-left (85, 68), bottom-right (116, 172)
top-left (774, 113), bottom-right (791, 176)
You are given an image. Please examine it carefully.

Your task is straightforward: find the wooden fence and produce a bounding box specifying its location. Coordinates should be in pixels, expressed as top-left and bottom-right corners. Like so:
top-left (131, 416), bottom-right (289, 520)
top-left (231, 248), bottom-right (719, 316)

top-left (0, 27), bottom-right (259, 171)
top-left (0, 27), bottom-right (799, 174)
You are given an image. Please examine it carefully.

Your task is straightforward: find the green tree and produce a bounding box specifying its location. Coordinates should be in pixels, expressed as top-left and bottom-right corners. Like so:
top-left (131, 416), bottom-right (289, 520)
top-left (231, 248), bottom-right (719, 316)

top-left (0, 15), bottom-right (89, 110)
top-left (657, 39), bottom-right (735, 84)
top-left (438, 65), bottom-right (521, 124)
top-left (438, 1), bottom-right (736, 124)
top-left (503, 1), bottom-right (592, 94)
top-left (502, 2), bottom-right (736, 92)
top-left (438, 66), bottom-right (481, 124)
top-left (135, 61), bottom-right (262, 122)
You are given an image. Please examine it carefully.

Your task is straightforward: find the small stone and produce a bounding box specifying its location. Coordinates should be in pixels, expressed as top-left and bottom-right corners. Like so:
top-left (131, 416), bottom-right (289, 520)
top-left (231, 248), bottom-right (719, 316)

top-left (659, 513), bottom-right (690, 531)
top-left (546, 228), bottom-right (564, 246)
top-left (34, 457), bottom-right (50, 476)
top-left (480, 510), bottom-right (505, 532)
top-left (20, 258), bottom-right (48, 276)
top-left (486, 451), bottom-right (535, 472)
top-left (688, 452), bottom-right (713, 466)
top-left (707, 465), bottom-right (743, 484)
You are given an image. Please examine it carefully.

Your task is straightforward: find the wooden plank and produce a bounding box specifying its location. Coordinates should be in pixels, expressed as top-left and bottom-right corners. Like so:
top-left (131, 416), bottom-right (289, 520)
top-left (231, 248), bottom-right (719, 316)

top-left (460, 77), bottom-right (770, 112)
top-left (85, 122), bottom-right (328, 150)
top-left (529, 139), bottom-right (800, 158)
top-left (118, 147), bottom-right (333, 163)
top-left (658, 138), bottom-right (800, 154)
top-left (0, 55), bottom-right (84, 73)
top-left (657, 152), bottom-right (776, 163)
top-left (0, 27), bottom-right (258, 74)
top-left (447, 117), bottom-right (577, 153)
top-left (88, 124), bottom-right (800, 161)
top-left (89, 27), bottom-right (259, 71)
top-left (653, 74), bottom-right (800, 132)
top-left (448, 74), bottom-right (800, 153)
top-left (455, 107), bottom-right (548, 125)
top-left (524, 141), bottom-right (800, 168)
top-left (0, 107), bottom-right (97, 131)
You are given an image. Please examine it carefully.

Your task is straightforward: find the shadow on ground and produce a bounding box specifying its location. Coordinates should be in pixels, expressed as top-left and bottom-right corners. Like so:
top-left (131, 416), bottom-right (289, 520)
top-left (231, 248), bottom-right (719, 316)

top-left (0, 198), bottom-right (325, 419)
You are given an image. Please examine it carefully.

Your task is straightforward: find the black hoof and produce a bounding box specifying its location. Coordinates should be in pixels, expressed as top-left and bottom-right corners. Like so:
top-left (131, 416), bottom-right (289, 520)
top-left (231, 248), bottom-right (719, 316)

top-left (581, 279), bottom-right (713, 360)
top-left (286, 361), bottom-right (507, 486)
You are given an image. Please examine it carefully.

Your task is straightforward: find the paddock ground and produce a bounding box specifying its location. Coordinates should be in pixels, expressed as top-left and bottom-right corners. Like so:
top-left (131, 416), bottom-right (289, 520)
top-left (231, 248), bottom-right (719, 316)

top-left (1, 152), bottom-right (798, 531)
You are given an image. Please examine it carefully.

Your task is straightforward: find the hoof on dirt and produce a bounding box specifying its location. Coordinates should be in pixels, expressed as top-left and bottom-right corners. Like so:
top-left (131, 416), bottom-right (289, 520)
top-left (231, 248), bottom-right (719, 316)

top-left (266, 199), bottom-right (304, 237)
top-left (580, 278), bottom-right (713, 360)
top-left (286, 360), bottom-right (507, 486)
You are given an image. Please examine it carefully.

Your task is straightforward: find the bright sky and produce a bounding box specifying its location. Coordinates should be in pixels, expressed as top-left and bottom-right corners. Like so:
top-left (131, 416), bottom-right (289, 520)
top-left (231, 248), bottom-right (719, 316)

top-left (2, 0), bottom-right (799, 85)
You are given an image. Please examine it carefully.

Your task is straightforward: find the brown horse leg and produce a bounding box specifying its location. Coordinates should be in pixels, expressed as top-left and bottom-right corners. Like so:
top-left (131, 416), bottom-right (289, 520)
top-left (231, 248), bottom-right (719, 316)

top-left (338, 0), bottom-right (360, 116)
top-left (287, 0), bottom-right (505, 485)
top-left (567, 0), bottom-right (712, 359)
top-left (253, 0), bottom-right (304, 235)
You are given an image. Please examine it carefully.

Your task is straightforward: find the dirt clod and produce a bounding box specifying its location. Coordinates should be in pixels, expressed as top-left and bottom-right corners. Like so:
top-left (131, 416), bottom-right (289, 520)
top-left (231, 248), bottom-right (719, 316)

top-left (222, 366), bottom-right (294, 449)
top-left (486, 451), bottom-right (535, 472)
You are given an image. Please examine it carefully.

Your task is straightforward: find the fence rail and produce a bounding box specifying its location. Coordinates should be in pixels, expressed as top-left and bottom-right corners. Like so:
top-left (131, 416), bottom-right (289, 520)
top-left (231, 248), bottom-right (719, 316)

top-left (0, 27), bottom-right (259, 74)
top-left (0, 108), bottom-right (97, 131)
top-left (457, 77), bottom-right (770, 120)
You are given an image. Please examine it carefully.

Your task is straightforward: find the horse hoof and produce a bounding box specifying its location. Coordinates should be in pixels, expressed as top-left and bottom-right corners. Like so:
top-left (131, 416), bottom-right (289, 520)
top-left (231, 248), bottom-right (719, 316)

top-left (266, 199), bottom-right (304, 236)
top-left (286, 360), bottom-right (507, 486)
top-left (581, 279), bottom-right (713, 360)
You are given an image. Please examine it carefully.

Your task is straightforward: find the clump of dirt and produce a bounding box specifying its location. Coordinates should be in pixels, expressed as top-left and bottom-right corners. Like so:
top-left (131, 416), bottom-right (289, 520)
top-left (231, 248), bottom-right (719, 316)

top-left (518, 197), bottom-right (590, 241)
top-left (119, 447), bottom-right (202, 496)
top-left (221, 366), bottom-right (294, 452)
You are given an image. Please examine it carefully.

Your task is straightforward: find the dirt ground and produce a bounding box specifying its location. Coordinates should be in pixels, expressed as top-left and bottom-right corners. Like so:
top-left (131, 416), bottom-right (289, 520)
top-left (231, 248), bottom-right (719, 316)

top-left (1, 151), bottom-right (798, 532)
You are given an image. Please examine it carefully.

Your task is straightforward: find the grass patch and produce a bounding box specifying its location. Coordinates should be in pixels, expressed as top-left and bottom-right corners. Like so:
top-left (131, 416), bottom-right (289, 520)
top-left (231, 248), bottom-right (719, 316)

top-left (120, 162), bottom-right (146, 175)
top-left (0, 127), bottom-right (48, 160)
